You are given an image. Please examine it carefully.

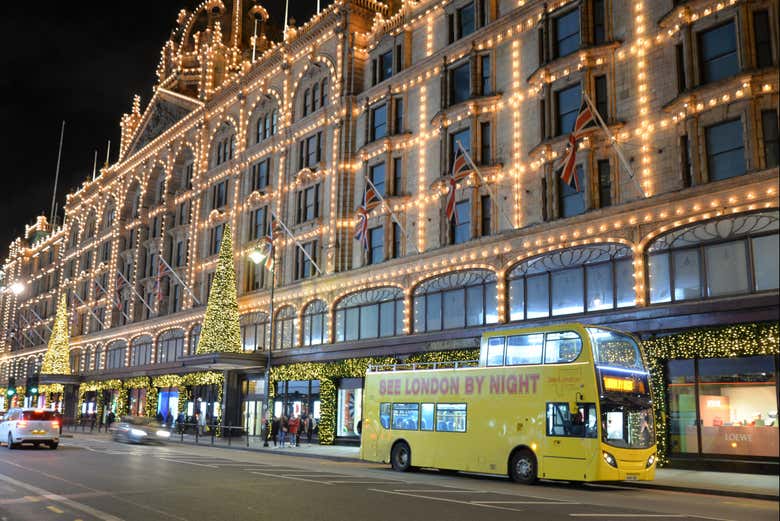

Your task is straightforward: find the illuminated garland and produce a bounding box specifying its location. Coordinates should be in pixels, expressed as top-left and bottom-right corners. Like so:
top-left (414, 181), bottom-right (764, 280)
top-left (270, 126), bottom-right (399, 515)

top-left (644, 322), bottom-right (780, 465)
top-left (41, 294), bottom-right (71, 375)
top-left (197, 224), bottom-right (242, 354)
top-left (123, 376), bottom-right (154, 417)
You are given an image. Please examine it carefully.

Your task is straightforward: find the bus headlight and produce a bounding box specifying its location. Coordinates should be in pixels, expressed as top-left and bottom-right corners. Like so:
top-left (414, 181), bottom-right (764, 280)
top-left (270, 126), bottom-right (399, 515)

top-left (646, 454), bottom-right (656, 468)
top-left (602, 451), bottom-right (618, 468)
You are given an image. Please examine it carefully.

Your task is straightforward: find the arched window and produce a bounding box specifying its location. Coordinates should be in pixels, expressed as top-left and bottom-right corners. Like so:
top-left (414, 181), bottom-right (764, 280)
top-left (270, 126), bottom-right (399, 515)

top-left (507, 244), bottom-right (635, 321)
top-left (157, 329), bottom-right (185, 363)
top-left (274, 306), bottom-right (297, 350)
top-left (69, 350), bottom-right (82, 374)
top-left (302, 300), bottom-right (328, 346)
top-left (414, 271), bottom-right (497, 333)
top-left (647, 211), bottom-right (779, 304)
top-left (106, 340), bottom-right (126, 369)
top-left (102, 203), bottom-right (115, 230)
top-left (320, 79), bottom-right (328, 107)
top-left (303, 89), bottom-right (311, 116)
top-left (189, 325), bottom-right (201, 354)
top-left (83, 346), bottom-right (93, 372)
top-left (241, 312), bottom-right (269, 352)
top-left (312, 83), bottom-right (320, 112)
top-left (68, 224), bottom-right (80, 249)
top-left (335, 288), bottom-right (403, 342)
top-left (84, 213), bottom-right (97, 241)
top-left (130, 336), bottom-right (153, 366)
top-left (94, 345), bottom-right (103, 370)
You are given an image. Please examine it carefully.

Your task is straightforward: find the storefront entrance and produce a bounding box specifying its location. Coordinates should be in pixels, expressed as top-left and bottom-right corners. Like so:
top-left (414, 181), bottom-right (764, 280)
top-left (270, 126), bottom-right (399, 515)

top-left (241, 376), bottom-right (266, 437)
top-left (336, 378), bottom-right (363, 442)
top-left (274, 380), bottom-right (320, 441)
top-left (667, 355), bottom-right (779, 460)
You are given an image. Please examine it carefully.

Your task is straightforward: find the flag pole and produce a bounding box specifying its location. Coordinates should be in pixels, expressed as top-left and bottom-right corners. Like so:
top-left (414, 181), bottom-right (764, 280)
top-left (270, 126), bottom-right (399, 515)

top-left (456, 141), bottom-right (515, 230)
top-left (94, 278), bottom-right (131, 323)
top-left (252, 15), bottom-right (259, 62)
top-left (158, 255), bottom-right (201, 306)
top-left (272, 211), bottom-right (323, 274)
top-left (104, 140), bottom-right (111, 169)
top-left (581, 91), bottom-right (647, 199)
top-left (117, 270), bottom-right (156, 317)
top-left (70, 289), bottom-right (107, 330)
top-left (92, 150), bottom-right (98, 181)
top-left (364, 176), bottom-right (420, 255)
top-left (49, 121), bottom-right (66, 227)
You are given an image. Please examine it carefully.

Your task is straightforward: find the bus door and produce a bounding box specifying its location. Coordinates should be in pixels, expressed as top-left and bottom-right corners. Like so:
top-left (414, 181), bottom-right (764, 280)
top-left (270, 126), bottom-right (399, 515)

top-left (542, 402), bottom-right (599, 481)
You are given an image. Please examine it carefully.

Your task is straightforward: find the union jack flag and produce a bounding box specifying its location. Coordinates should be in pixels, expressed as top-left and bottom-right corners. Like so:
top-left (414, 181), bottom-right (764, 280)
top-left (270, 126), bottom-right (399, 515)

top-left (154, 257), bottom-right (168, 302)
top-left (258, 213), bottom-right (282, 271)
top-left (354, 185), bottom-right (379, 250)
top-left (114, 273), bottom-right (124, 311)
top-left (445, 143), bottom-right (473, 223)
top-left (556, 98), bottom-right (596, 192)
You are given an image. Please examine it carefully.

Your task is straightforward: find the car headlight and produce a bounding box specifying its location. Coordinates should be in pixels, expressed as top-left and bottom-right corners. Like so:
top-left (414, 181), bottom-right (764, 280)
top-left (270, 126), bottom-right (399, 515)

top-left (602, 451), bottom-right (618, 468)
top-left (155, 430), bottom-right (171, 438)
top-left (130, 428), bottom-right (148, 437)
top-left (646, 453), bottom-right (656, 468)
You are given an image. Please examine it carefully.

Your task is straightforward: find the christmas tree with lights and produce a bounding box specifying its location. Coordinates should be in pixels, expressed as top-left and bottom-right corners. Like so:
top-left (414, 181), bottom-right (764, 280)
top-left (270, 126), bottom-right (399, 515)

top-left (197, 224), bottom-right (242, 354)
top-left (41, 293), bottom-right (71, 374)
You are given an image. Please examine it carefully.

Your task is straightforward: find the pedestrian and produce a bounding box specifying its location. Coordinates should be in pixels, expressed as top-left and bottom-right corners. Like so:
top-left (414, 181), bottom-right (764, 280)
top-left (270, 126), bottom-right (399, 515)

top-left (165, 410), bottom-right (174, 428)
top-left (89, 412), bottom-right (96, 432)
top-left (279, 415), bottom-right (288, 447)
top-left (271, 415), bottom-right (280, 447)
top-left (156, 411), bottom-right (164, 423)
top-left (176, 411), bottom-right (185, 433)
top-left (106, 410), bottom-right (116, 430)
top-left (288, 415), bottom-right (300, 447)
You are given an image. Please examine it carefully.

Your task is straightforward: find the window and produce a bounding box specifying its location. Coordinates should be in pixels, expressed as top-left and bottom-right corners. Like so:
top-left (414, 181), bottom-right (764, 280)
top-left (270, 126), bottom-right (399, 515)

top-left (457, 2), bottom-right (475, 39)
top-left (392, 222), bottom-right (402, 259)
top-left (554, 9), bottom-right (580, 58)
top-left (320, 79), bottom-right (328, 107)
top-left (185, 163), bottom-right (193, 189)
top-left (368, 226), bottom-right (384, 265)
top-left (480, 121), bottom-right (491, 164)
top-left (302, 300), bottom-right (327, 347)
top-left (449, 63), bottom-right (470, 105)
top-left (506, 334), bottom-right (544, 365)
top-left (177, 201), bottom-right (189, 225)
top-left (706, 119), bottom-right (745, 181)
top-left (594, 75), bottom-right (608, 120)
top-left (762, 110), bottom-right (779, 168)
top-left (175, 241), bottom-right (185, 267)
top-left (190, 325), bottom-right (201, 353)
top-left (130, 336), bottom-right (153, 366)
top-left (556, 83), bottom-right (581, 135)
top-left (436, 404), bottom-right (467, 432)
top-left (676, 43), bottom-right (686, 93)
top-left (106, 341), bottom-right (126, 369)
top-left (371, 104), bottom-right (388, 141)
top-left (209, 224), bottom-right (224, 256)
top-left (251, 159), bottom-right (271, 192)
top-left (451, 200), bottom-right (472, 244)
top-left (241, 312), bottom-right (269, 351)
top-left (274, 306), bottom-right (297, 350)
top-left (545, 331), bottom-right (583, 363)
top-left (647, 211), bottom-right (779, 303)
top-left (486, 337), bottom-right (505, 366)
top-left (451, 128), bottom-right (471, 160)
top-left (508, 244), bottom-right (635, 320)
top-left (597, 159), bottom-right (611, 207)
top-left (171, 284), bottom-right (181, 313)
top-left (393, 98), bottom-right (404, 134)
top-left (335, 287), bottom-right (404, 342)
top-left (369, 162), bottom-right (386, 197)
top-left (296, 185), bottom-right (320, 224)
top-left (698, 21), bottom-right (739, 84)
top-left (420, 403), bottom-right (434, 431)
top-left (249, 206), bottom-right (267, 241)
top-left (547, 402), bottom-right (597, 437)
top-left (312, 83), bottom-right (320, 113)
top-left (592, 0), bottom-right (606, 44)
top-left (299, 132), bottom-right (323, 169)
top-left (681, 135), bottom-right (693, 187)
top-left (212, 180), bottom-right (228, 209)
top-left (379, 50), bottom-right (393, 82)
top-left (560, 165), bottom-right (585, 217)
top-left (392, 403), bottom-right (419, 430)
top-left (480, 195), bottom-right (491, 237)
top-left (480, 55), bottom-right (491, 95)
top-left (379, 403), bottom-right (391, 429)
top-left (414, 270), bottom-right (498, 333)
top-left (303, 89), bottom-right (310, 116)
top-left (156, 330), bottom-right (185, 363)
top-left (754, 11), bottom-right (773, 68)
top-left (295, 241), bottom-right (318, 280)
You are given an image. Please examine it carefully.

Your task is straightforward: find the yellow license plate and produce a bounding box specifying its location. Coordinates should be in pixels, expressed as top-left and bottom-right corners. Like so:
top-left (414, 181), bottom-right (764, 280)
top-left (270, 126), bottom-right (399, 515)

top-left (625, 474), bottom-right (639, 481)
top-left (32, 430), bottom-right (46, 434)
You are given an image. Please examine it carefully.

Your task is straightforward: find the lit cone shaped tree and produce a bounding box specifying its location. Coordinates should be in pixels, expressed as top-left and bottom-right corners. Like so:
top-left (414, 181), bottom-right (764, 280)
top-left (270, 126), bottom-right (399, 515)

top-left (197, 224), bottom-right (242, 354)
top-left (41, 293), bottom-right (71, 374)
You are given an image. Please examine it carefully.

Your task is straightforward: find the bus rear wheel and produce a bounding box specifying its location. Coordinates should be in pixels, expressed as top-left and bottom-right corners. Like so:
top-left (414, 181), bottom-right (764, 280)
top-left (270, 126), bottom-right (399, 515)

top-left (509, 449), bottom-right (537, 484)
top-left (391, 441), bottom-right (412, 472)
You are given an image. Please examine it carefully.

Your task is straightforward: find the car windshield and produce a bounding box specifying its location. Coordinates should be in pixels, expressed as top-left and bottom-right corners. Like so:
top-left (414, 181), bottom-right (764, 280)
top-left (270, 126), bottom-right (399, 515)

top-left (601, 402), bottom-right (655, 449)
top-left (587, 328), bottom-right (645, 371)
top-left (22, 411), bottom-right (55, 421)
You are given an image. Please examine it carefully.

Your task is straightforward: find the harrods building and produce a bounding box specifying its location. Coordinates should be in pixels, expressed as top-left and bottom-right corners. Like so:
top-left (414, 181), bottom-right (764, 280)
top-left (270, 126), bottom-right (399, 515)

top-left (1, 0), bottom-right (778, 472)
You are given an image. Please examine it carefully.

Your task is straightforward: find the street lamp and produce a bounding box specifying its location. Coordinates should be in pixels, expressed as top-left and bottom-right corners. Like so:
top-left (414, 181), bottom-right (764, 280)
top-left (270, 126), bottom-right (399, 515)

top-left (249, 244), bottom-right (276, 447)
top-left (10, 282), bottom-right (25, 296)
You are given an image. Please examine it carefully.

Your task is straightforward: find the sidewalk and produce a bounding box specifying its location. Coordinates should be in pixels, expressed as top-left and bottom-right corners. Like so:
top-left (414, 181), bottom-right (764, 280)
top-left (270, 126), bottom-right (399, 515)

top-left (66, 430), bottom-right (778, 500)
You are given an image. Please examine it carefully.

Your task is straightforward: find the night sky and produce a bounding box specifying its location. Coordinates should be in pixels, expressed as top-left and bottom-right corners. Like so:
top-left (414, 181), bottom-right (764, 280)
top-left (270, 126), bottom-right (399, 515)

top-left (0, 0), bottom-right (326, 258)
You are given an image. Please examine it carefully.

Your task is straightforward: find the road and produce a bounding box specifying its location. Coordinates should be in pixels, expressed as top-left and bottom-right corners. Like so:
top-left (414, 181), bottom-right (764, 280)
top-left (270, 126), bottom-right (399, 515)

top-left (0, 437), bottom-right (776, 521)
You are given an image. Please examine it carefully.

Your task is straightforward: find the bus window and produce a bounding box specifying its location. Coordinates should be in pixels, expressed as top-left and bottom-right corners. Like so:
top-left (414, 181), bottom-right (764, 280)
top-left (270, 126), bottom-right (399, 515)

top-left (587, 328), bottom-right (645, 370)
top-left (392, 403), bottom-right (420, 430)
top-left (420, 403), bottom-right (434, 431)
top-left (380, 403), bottom-right (391, 429)
top-left (544, 331), bottom-right (582, 363)
top-left (506, 334), bottom-right (544, 365)
top-left (486, 337), bottom-right (505, 366)
top-left (436, 404), bottom-right (467, 432)
top-left (546, 402), bottom-right (597, 437)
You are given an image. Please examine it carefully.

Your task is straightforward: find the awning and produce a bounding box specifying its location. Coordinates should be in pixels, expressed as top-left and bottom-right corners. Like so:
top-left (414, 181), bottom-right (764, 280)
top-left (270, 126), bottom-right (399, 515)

top-left (177, 352), bottom-right (267, 371)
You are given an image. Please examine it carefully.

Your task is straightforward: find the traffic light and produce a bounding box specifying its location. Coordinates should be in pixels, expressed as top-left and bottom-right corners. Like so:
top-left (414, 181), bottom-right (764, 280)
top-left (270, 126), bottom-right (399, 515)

top-left (6, 377), bottom-right (16, 398)
top-left (26, 375), bottom-right (39, 396)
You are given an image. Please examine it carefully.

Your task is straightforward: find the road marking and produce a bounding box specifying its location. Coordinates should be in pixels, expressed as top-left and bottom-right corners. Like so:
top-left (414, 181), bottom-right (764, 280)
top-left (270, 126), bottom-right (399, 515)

top-left (368, 488), bottom-right (525, 512)
top-left (475, 500), bottom-right (578, 505)
top-left (392, 489), bottom-right (485, 493)
top-left (327, 480), bottom-right (399, 485)
top-left (0, 474), bottom-right (122, 521)
top-left (46, 505), bottom-right (65, 514)
top-left (250, 471), bottom-right (331, 484)
top-left (569, 515), bottom-right (688, 518)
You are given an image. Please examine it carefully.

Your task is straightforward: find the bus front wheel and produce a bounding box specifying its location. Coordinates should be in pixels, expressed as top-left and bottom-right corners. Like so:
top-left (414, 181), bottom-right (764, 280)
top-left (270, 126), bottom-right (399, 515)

top-left (391, 441), bottom-right (412, 472)
top-left (509, 449), bottom-right (537, 484)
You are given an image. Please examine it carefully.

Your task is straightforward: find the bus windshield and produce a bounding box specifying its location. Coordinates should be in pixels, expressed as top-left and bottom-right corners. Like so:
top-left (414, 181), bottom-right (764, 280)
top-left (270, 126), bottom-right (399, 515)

top-left (587, 328), bottom-right (645, 371)
top-left (601, 402), bottom-right (655, 449)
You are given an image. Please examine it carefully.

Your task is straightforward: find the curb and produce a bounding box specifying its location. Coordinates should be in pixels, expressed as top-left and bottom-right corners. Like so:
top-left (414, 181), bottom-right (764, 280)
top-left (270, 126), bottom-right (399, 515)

top-left (616, 481), bottom-right (779, 502)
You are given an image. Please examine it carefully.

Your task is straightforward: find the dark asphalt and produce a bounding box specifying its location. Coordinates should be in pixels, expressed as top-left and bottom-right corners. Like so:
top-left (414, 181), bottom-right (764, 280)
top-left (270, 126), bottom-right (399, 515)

top-left (0, 438), bottom-right (776, 521)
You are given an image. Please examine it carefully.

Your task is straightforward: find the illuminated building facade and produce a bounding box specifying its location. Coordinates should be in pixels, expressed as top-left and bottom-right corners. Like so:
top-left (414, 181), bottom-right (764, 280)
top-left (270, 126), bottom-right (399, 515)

top-left (1, 0), bottom-right (778, 470)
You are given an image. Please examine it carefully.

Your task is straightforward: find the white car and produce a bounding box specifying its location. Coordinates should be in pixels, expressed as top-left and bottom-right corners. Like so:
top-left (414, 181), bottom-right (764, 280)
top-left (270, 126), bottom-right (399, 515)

top-left (0, 408), bottom-right (60, 449)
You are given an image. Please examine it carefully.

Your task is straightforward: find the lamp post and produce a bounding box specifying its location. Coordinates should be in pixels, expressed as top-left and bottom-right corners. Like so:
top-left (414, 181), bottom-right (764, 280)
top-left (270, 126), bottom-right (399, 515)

top-left (248, 244), bottom-right (276, 447)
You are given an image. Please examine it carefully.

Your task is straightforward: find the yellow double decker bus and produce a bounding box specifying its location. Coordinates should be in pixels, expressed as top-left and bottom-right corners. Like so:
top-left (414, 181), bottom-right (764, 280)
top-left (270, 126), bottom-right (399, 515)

top-left (360, 323), bottom-right (656, 483)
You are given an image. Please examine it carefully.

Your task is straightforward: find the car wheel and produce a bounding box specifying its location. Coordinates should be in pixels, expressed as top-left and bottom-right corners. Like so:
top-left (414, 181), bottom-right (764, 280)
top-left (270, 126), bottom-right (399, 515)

top-left (390, 441), bottom-right (412, 472)
top-left (509, 449), bottom-right (538, 485)
top-left (49, 442), bottom-right (59, 450)
top-left (7, 434), bottom-right (15, 450)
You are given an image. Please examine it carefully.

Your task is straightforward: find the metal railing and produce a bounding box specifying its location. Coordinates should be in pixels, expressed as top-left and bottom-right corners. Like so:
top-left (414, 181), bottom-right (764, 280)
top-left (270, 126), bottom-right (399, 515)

top-left (367, 360), bottom-right (479, 372)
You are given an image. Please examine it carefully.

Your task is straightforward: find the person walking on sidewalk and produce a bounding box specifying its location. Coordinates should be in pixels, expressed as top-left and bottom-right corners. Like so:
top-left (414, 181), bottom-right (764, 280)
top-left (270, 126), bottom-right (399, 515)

top-left (271, 415), bottom-right (280, 447)
top-left (278, 415), bottom-right (288, 447)
top-left (106, 411), bottom-right (116, 431)
top-left (288, 415), bottom-right (300, 447)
